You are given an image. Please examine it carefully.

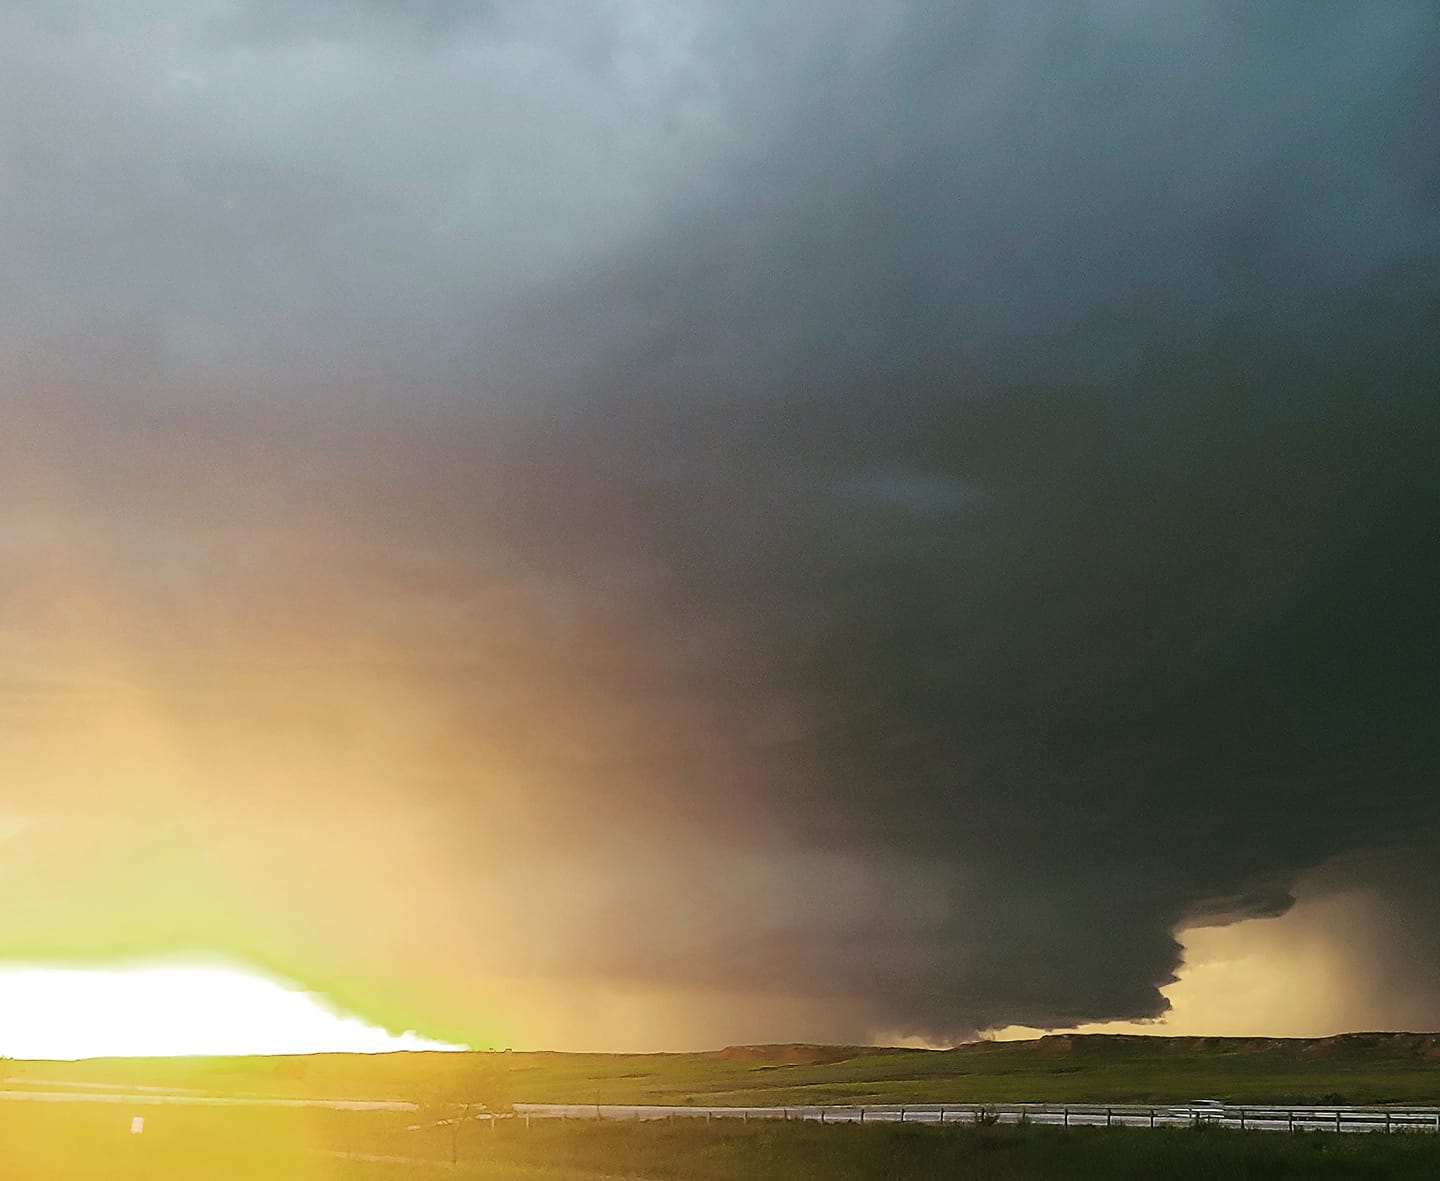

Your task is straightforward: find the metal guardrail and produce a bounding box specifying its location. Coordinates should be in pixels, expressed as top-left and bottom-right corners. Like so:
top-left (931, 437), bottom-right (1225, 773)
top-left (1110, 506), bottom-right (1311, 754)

top-left (514, 1102), bottom-right (1440, 1134)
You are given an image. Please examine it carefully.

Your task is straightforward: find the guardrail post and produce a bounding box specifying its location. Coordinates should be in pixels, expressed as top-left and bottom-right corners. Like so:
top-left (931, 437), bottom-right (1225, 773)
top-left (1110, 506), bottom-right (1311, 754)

top-left (1287, 1110), bottom-right (1293, 1133)
top-left (1240, 1109), bottom-right (1246, 1131)
top-left (1148, 1108), bottom-right (1154, 1128)
top-left (1106, 1107), bottom-right (1112, 1128)
top-left (1335, 1110), bottom-right (1340, 1133)
top-left (1063, 1106), bottom-right (1069, 1128)
top-left (1385, 1111), bottom-right (1391, 1134)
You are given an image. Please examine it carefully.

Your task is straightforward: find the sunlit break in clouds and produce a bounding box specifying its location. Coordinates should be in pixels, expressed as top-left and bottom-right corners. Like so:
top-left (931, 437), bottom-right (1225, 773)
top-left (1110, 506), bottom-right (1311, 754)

top-left (2, 1), bottom-right (1440, 1051)
top-left (0, 963), bottom-right (464, 1059)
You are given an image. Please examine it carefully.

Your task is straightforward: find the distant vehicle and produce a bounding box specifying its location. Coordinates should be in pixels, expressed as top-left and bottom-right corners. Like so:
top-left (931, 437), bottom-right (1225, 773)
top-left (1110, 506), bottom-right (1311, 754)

top-left (1179, 1100), bottom-right (1226, 1123)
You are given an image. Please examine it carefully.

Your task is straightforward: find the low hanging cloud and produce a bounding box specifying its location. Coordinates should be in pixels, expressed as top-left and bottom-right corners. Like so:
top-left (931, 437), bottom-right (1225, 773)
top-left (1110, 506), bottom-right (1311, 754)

top-left (3, 1), bottom-right (1440, 1048)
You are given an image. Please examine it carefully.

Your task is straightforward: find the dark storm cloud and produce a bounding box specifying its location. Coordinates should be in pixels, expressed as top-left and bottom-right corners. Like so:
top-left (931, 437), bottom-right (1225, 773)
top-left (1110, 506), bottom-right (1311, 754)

top-left (4, 1), bottom-right (1440, 1044)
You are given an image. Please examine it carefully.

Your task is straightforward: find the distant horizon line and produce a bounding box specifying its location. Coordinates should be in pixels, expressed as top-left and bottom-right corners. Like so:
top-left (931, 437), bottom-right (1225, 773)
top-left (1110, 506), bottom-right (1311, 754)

top-left (9, 1028), bottom-right (1440, 1063)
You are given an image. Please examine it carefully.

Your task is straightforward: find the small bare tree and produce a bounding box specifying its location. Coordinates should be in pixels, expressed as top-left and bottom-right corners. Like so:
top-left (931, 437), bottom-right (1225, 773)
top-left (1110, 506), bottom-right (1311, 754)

top-left (419, 1056), bottom-right (516, 1164)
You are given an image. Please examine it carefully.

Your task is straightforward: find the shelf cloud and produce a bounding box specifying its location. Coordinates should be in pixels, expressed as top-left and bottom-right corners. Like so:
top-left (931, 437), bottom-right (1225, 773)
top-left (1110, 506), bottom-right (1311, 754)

top-left (3, 1), bottom-right (1439, 1048)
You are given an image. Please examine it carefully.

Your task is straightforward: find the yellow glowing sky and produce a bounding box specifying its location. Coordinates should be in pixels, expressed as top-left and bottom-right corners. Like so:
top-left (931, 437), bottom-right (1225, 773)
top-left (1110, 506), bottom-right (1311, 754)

top-left (991, 885), bottom-right (1430, 1043)
top-left (0, 961), bottom-right (464, 1059)
top-left (0, 886), bottom-right (1414, 1059)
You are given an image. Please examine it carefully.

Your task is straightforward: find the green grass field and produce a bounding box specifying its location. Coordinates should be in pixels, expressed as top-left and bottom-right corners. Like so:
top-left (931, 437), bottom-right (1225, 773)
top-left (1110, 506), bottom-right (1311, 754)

top-left (5, 1103), bottom-right (1440, 1180)
top-left (8, 1032), bottom-right (1440, 1106)
top-left (4, 1033), bottom-right (1440, 1179)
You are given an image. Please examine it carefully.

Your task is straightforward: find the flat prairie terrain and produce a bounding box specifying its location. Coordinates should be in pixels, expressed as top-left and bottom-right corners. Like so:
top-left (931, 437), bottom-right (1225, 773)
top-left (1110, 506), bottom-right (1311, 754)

top-left (7, 1032), bottom-right (1440, 1107)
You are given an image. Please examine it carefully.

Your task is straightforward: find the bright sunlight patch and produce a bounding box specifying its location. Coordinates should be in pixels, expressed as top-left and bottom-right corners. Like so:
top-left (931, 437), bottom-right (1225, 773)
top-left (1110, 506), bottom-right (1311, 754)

top-left (0, 962), bottom-right (465, 1058)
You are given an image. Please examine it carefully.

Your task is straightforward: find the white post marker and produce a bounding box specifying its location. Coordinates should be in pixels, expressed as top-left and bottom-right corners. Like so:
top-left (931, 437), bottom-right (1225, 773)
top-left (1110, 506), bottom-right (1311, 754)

top-left (130, 1116), bottom-right (145, 1135)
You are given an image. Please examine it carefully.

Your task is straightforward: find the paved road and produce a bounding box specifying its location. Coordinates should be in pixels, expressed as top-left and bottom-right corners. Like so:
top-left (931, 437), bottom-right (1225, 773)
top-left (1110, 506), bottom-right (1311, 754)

top-left (0, 1086), bottom-right (413, 1111)
top-left (4, 1084), bottom-right (1436, 1134)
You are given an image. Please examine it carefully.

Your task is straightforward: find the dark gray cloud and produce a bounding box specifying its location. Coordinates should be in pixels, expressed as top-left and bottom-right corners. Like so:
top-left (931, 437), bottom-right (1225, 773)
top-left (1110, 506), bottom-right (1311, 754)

top-left (210, 0), bottom-right (498, 46)
top-left (3, 1), bottom-right (1440, 1046)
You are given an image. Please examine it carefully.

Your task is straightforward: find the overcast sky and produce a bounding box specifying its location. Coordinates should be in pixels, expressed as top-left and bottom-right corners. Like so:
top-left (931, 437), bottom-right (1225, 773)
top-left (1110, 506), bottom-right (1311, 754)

top-left (3, 1), bottom-right (1439, 1050)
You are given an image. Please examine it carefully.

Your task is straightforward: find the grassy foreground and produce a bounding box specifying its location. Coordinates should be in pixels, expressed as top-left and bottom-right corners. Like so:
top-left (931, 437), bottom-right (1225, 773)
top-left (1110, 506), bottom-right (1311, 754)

top-left (427, 1120), bottom-right (1440, 1180)
top-left (9, 1032), bottom-right (1440, 1106)
top-left (5, 1103), bottom-right (1440, 1180)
